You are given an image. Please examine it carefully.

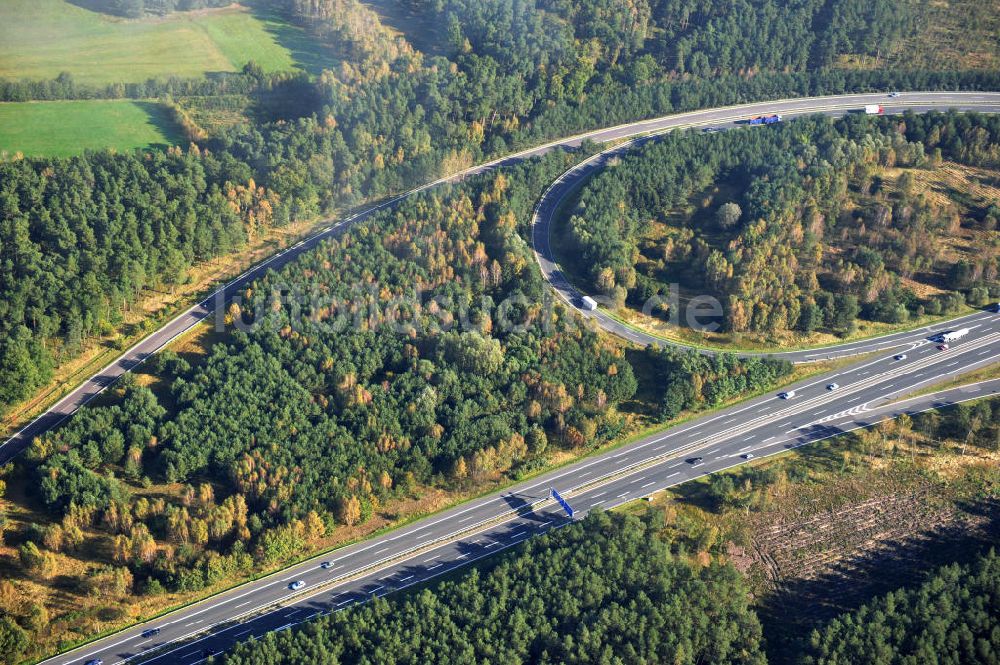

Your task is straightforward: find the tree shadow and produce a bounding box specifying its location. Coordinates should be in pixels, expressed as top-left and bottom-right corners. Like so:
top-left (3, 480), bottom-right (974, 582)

top-left (134, 100), bottom-right (185, 147)
top-left (64, 0), bottom-right (124, 17)
top-left (244, 1), bottom-right (341, 77)
top-left (759, 498), bottom-right (1000, 664)
top-left (357, 0), bottom-right (445, 57)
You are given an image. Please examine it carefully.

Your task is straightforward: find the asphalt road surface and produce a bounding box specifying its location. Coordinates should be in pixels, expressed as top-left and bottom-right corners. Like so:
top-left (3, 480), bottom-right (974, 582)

top-left (13, 92), bottom-right (1000, 665)
top-left (49, 312), bottom-right (1000, 665)
top-left (531, 95), bottom-right (1000, 361)
top-left (4, 92), bottom-right (1000, 465)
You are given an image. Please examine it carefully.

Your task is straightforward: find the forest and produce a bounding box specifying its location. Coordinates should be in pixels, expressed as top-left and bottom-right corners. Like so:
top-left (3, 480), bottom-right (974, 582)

top-left (0, 153), bottom-right (791, 659)
top-left (801, 550), bottom-right (999, 664)
top-left (1, 0), bottom-right (998, 659)
top-left (212, 399), bottom-right (1000, 665)
top-left (216, 519), bottom-right (1000, 665)
top-left (567, 111), bottom-right (1000, 337)
top-left (221, 511), bottom-right (767, 665)
top-left (1, 0), bottom-right (998, 413)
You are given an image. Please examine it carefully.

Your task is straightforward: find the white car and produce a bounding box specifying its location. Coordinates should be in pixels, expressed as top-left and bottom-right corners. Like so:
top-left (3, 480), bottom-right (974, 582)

top-left (289, 580), bottom-right (306, 590)
top-left (741, 453), bottom-right (755, 460)
top-left (320, 561), bottom-right (334, 569)
top-left (826, 383), bottom-right (839, 391)
top-left (893, 354), bottom-right (907, 361)
top-left (889, 91), bottom-right (901, 97)
top-left (778, 390), bottom-right (796, 399)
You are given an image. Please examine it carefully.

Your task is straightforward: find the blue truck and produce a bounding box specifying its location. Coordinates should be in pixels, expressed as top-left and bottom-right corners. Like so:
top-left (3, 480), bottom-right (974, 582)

top-left (749, 114), bottom-right (782, 126)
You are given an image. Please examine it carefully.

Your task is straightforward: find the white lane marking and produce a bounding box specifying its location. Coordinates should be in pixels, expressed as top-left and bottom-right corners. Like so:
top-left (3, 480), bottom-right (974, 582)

top-left (235, 601), bottom-right (250, 608)
top-left (234, 629), bottom-right (253, 638)
top-left (641, 481), bottom-right (656, 488)
top-left (667, 472), bottom-right (680, 478)
top-left (52, 342), bottom-right (1000, 664)
top-left (427, 563), bottom-right (443, 570)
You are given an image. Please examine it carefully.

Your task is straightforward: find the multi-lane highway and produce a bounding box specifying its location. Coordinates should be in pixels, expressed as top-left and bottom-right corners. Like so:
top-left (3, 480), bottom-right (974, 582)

top-left (4, 92), bottom-right (1000, 465)
top-left (15, 92), bottom-right (1000, 664)
top-left (48, 308), bottom-right (999, 665)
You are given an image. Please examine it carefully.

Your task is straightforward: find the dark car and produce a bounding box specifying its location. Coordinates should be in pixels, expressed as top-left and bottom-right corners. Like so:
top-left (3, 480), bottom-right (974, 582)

top-left (141, 628), bottom-right (160, 638)
top-left (687, 457), bottom-right (704, 466)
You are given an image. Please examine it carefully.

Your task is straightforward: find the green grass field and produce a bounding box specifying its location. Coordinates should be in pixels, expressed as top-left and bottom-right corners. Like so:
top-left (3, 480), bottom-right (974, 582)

top-left (0, 101), bottom-right (183, 157)
top-left (0, 0), bottom-right (321, 86)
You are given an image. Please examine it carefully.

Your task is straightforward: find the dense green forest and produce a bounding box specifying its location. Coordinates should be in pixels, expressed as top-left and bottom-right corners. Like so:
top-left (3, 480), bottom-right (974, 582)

top-left (1, 0), bottom-right (998, 412)
top-left (222, 511), bottom-right (766, 665)
top-left (3, 154), bottom-right (789, 656)
top-left (801, 549), bottom-right (1000, 664)
top-left (218, 519), bottom-right (1000, 665)
top-left (213, 400), bottom-right (1000, 665)
top-left (0, 0), bottom-right (997, 660)
top-left (567, 111), bottom-right (1000, 336)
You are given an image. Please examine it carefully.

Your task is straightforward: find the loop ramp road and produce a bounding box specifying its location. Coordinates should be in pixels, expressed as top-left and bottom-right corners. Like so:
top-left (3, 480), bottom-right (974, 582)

top-left (531, 93), bottom-right (1000, 361)
top-left (4, 92), bottom-right (999, 465)
top-left (11, 91), bottom-right (1000, 665)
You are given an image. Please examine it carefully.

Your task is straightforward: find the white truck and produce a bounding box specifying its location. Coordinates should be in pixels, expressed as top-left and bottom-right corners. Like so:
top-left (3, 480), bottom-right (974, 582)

top-left (864, 104), bottom-right (884, 115)
top-left (940, 328), bottom-right (970, 343)
top-left (580, 296), bottom-right (598, 311)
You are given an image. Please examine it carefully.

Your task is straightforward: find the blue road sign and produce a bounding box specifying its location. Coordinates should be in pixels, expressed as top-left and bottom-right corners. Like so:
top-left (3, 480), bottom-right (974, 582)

top-left (551, 488), bottom-right (574, 518)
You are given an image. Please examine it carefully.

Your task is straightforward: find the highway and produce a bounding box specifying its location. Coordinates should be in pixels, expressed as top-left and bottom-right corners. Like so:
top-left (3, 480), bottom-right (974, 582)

top-left (48, 310), bottom-right (1000, 665)
top-left (4, 91), bottom-right (1000, 464)
top-left (11, 91), bottom-right (998, 664)
top-left (531, 96), bottom-right (1000, 362)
